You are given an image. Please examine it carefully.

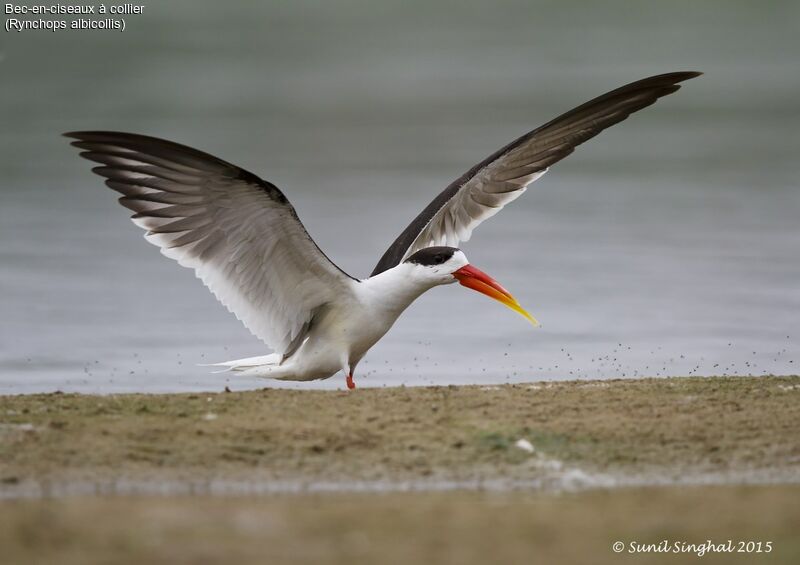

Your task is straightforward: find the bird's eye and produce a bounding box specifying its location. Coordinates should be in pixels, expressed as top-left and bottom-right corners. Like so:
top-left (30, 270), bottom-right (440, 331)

top-left (435, 254), bottom-right (445, 264)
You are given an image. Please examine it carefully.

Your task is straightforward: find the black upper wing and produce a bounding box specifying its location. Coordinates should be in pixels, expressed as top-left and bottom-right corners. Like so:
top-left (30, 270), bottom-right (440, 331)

top-left (370, 71), bottom-right (701, 276)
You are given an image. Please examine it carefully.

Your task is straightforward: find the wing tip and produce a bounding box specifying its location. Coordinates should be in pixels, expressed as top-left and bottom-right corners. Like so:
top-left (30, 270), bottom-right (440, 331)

top-left (636, 71), bottom-right (702, 97)
top-left (64, 130), bottom-right (133, 151)
top-left (63, 130), bottom-right (84, 139)
top-left (656, 70), bottom-right (703, 83)
top-left (63, 130), bottom-right (149, 148)
top-left (63, 130), bottom-right (112, 142)
top-left (608, 71), bottom-right (702, 101)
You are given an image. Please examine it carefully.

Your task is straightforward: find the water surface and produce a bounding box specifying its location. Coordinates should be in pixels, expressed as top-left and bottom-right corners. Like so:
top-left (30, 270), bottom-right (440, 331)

top-left (1, 1), bottom-right (798, 392)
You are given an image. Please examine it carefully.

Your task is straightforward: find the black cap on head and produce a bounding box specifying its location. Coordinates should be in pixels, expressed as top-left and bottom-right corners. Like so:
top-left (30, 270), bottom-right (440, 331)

top-left (404, 246), bottom-right (458, 267)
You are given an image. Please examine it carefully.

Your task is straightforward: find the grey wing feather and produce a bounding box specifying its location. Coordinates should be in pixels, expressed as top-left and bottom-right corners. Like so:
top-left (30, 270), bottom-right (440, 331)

top-left (66, 131), bottom-right (356, 356)
top-left (371, 71), bottom-right (701, 276)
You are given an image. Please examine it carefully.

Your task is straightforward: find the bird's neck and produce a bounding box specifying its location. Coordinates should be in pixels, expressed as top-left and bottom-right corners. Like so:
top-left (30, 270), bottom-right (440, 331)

top-left (357, 264), bottom-right (435, 317)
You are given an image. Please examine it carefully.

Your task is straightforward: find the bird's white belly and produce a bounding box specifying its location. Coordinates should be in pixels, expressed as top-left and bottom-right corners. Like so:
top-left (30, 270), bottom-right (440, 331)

top-left (228, 271), bottom-right (429, 382)
top-left (273, 302), bottom-right (398, 381)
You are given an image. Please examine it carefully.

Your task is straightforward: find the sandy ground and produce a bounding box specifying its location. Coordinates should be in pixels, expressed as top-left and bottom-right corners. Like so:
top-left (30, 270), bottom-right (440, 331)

top-left (1, 486), bottom-right (799, 565)
top-left (1, 376), bottom-right (799, 563)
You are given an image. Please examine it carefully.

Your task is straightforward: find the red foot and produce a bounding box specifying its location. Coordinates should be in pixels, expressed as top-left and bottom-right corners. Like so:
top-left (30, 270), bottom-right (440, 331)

top-left (346, 374), bottom-right (356, 390)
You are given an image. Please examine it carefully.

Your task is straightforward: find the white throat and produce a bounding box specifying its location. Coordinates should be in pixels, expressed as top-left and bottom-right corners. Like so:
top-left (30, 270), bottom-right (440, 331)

top-left (356, 263), bottom-right (440, 317)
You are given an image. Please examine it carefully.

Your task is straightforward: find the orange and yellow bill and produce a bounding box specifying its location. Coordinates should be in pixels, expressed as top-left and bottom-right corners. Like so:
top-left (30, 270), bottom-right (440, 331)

top-left (453, 264), bottom-right (539, 326)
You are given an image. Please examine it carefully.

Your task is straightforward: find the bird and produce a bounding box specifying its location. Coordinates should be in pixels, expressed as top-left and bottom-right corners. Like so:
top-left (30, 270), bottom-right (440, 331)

top-left (66, 71), bottom-right (700, 389)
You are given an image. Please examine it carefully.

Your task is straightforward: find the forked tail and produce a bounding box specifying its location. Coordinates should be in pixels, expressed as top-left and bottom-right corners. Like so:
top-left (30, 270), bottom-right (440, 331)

top-left (199, 354), bottom-right (282, 375)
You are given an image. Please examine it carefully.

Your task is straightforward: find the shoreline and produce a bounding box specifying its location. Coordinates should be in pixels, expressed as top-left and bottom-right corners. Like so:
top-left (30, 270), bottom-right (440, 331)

top-left (2, 376), bottom-right (798, 498)
top-left (3, 376), bottom-right (799, 564)
top-left (5, 467), bottom-right (800, 501)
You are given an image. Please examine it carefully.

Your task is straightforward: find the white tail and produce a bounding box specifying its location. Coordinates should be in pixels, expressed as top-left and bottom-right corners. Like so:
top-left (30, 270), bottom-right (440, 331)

top-left (199, 353), bottom-right (281, 374)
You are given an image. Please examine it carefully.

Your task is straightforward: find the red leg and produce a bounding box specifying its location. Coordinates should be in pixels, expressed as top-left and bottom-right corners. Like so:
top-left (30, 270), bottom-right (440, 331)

top-left (346, 373), bottom-right (356, 390)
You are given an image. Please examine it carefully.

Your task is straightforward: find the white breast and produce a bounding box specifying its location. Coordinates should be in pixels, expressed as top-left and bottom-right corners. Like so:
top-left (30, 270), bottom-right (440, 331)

top-left (272, 266), bottom-right (432, 380)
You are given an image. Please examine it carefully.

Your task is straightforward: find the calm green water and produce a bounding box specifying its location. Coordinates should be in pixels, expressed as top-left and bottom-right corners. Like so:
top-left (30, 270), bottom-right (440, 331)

top-left (1, 1), bottom-right (798, 392)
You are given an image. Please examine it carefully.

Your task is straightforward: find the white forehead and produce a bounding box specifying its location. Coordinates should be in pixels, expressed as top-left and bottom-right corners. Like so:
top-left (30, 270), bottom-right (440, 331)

top-left (451, 249), bottom-right (469, 267)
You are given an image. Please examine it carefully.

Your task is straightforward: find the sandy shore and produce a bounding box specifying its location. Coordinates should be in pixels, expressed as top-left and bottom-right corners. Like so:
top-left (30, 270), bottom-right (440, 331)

top-left (2, 486), bottom-right (798, 565)
top-left (1, 376), bottom-right (799, 563)
top-left (2, 376), bottom-right (799, 492)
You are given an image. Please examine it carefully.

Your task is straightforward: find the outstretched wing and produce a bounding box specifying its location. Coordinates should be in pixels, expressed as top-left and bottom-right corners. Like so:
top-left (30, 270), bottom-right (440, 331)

top-left (66, 131), bottom-right (357, 357)
top-left (371, 71), bottom-right (701, 276)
